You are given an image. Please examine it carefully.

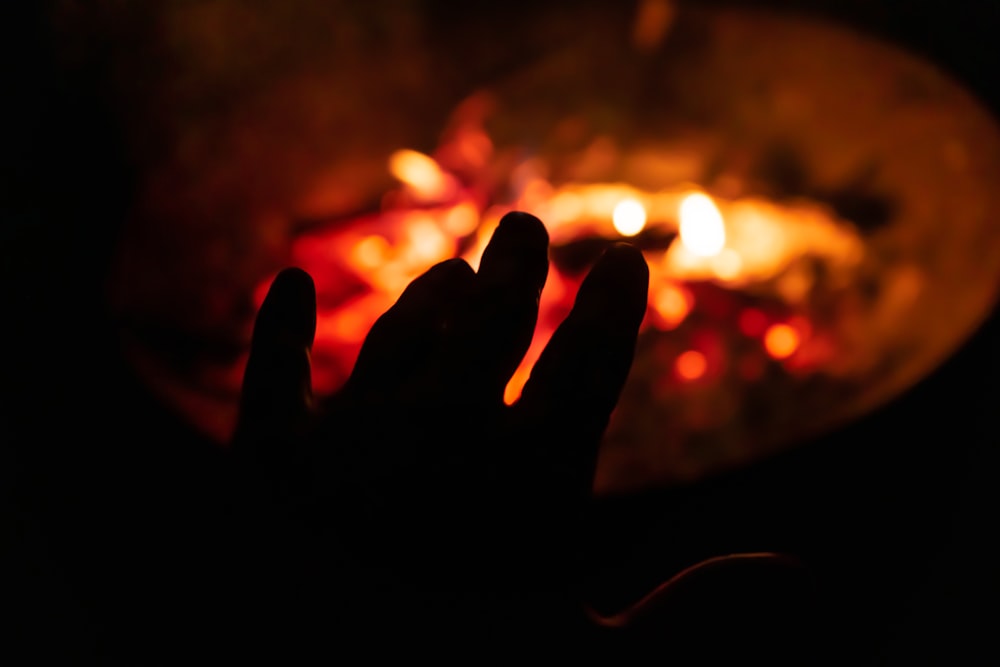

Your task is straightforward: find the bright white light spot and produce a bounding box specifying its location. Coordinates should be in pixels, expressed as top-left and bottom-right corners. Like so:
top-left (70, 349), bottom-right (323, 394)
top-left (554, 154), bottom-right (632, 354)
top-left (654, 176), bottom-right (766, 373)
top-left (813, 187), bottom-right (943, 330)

top-left (612, 198), bottom-right (647, 236)
top-left (679, 192), bottom-right (726, 257)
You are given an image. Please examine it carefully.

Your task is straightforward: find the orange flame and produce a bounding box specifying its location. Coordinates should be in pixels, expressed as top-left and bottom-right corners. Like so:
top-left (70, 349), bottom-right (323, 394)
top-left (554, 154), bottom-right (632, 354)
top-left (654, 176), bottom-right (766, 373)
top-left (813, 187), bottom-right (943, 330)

top-left (285, 124), bottom-right (863, 403)
top-left (388, 149), bottom-right (453, 201)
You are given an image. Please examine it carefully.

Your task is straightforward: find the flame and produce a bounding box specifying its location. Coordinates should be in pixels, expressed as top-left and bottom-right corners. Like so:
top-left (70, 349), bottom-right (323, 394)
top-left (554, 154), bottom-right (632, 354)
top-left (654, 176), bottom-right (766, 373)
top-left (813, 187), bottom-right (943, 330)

top-left (285, 126), bottom-right (866, 406)
top-left (388, 149), bottom-right (452, 201)
top-left (612, 197), bottom-right (647, 236)
top-left (679, 192), bottom-right (726, 257)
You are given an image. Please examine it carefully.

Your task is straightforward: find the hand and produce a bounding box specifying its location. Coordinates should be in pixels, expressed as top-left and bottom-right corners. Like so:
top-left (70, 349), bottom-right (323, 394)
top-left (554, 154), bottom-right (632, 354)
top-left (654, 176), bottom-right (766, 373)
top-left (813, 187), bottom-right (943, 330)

top-left (234, 210), bottom-right (645, 606)
top-left (231, 211), bottom-right (812, 658)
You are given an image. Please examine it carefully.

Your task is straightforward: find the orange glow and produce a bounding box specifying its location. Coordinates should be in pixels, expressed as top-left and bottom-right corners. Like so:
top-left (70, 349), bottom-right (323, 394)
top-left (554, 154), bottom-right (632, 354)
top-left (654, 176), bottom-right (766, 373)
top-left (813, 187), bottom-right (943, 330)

top-left (679, 192), bottom-right (726, 257)
top-left (788, 314), bottom-right (813, 339)
top-left (442, 202), bottom-right (480, 237)
top-left (675, 350), bottom-right (707, 381)
top-left (283, 117), bottom-right (865, 425)
top-left (652, 283), bottom-right (692, 330)
top-left (612, 198), bottom-right (647, 236)
top-left (503, 332), bottom-right (551, 405)
top-left (584, 185), bottom-right (636, 219)
top-left (388, 149), bottom-right (451, 201)
top-left (711, 248), bottom-right (743, 280)
top-left (330, 308), bottom-right (371, 343)
top-left (633, 0), bottom-right (677, 51)
top-left (547, 191), bottom-right (585, 227)
top-left (351, 235), bottom-right (390, 270)
top-left (403, 215), bottom-right (451, 264)
top-left (454, 129), bottom-right (493, 169)
top-left (521, 177), bottom-right (555, 209)
top-left (462, 210), bottom-right (503, 272)
top-left (764, 323), bottom-right (801, 359)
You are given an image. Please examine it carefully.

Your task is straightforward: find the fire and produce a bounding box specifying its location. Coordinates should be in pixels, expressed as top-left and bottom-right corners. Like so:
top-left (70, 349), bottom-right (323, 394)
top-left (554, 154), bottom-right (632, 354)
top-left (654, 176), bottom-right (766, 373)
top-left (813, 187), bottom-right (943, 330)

top-left (678, 192), bottom-right (726, 257)
top-left (612, 197), bottom-right (647, 236)
top-left (388, 149), bottom-right (453, 201)
top-left (284, 118), bottom-right (866, 405)
top-left (403, 216), bottom-right (450, 264)
top-left (675, 350), bottom-right (707, 381)
top-left (764, 323), bottom-right (801, 360)
top-left (711, 248), bottom-right (743, 281)
top-left (443, 201), bottom-right (479, 236)
top-left (651, 282), bottom-right (692, 330)
top-left (351, 235), bottom-right (390, 270)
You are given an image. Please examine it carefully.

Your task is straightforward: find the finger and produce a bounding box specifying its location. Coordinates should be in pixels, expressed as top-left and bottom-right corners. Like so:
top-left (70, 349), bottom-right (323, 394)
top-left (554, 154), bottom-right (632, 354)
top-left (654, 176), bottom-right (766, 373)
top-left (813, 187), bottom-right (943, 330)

top-left (514, 243), bottom-right (648, 496)
top-left (455, 211), bottom-right (549, 402)
top-left (345, 257), bottom-right (475, 399)
top-left (234, 267), bottom-right (316, 448)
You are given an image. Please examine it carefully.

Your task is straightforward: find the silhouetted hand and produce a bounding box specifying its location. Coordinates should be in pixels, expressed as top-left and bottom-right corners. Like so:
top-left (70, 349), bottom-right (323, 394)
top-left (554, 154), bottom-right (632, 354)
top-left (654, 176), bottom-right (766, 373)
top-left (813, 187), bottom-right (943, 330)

top-left (230, 211), bottom-right (812, 658)
top-left (230, 212), bottom-right (643, 640)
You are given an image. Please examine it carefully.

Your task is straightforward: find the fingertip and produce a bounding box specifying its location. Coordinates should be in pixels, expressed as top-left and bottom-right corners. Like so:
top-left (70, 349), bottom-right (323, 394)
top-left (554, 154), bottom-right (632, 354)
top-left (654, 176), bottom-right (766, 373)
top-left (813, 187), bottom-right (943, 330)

top-left (497, 210), bottom-right (549, 246)
top-left (598, 243), bottom-right (650, 289)
top-left (594, 241), bottom-right (649, 285)
top-left (238, 267), bottom-right (316, 451)
top-left (259, 267), bottom-right (317, 348)
top-left (394, 257), bottom-right (475, 310)
top-left (577, 243), bottom-right (649, 326)
top-left (478, 210), bottom-right (549, 291)
top-left (604, 242), bottom-right (648, 271)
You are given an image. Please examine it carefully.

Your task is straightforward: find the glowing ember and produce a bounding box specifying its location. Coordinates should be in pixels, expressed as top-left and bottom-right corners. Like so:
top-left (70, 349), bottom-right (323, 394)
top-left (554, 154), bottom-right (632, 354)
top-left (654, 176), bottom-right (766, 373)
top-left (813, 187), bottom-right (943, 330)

top-left (290, 135), bottom-right (869, 399)
top-left (612, 198), bottom-right (648, 236)
top-left (764, 323), bottom-right (801, 360)
top-left (675, 350), bottom-right (708, 381)
top-left (284, 112), bottom-right (875, 494)
top-left (679, 192), bottom-right (726, 257)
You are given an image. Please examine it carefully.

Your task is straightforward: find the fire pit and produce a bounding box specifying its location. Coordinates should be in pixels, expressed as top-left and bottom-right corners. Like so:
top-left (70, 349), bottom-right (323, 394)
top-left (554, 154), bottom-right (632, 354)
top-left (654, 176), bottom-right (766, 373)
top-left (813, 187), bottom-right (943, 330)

top-left (281, 4), bottom-right (1000, 494)
top-left (104, 1), bottom-right (1000, 494)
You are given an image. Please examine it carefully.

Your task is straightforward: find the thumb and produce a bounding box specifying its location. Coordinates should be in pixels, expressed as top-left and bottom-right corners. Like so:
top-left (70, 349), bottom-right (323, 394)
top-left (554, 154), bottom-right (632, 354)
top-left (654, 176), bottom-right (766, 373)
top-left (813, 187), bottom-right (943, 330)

top-left (233, 267), bottom-right (316, 475)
